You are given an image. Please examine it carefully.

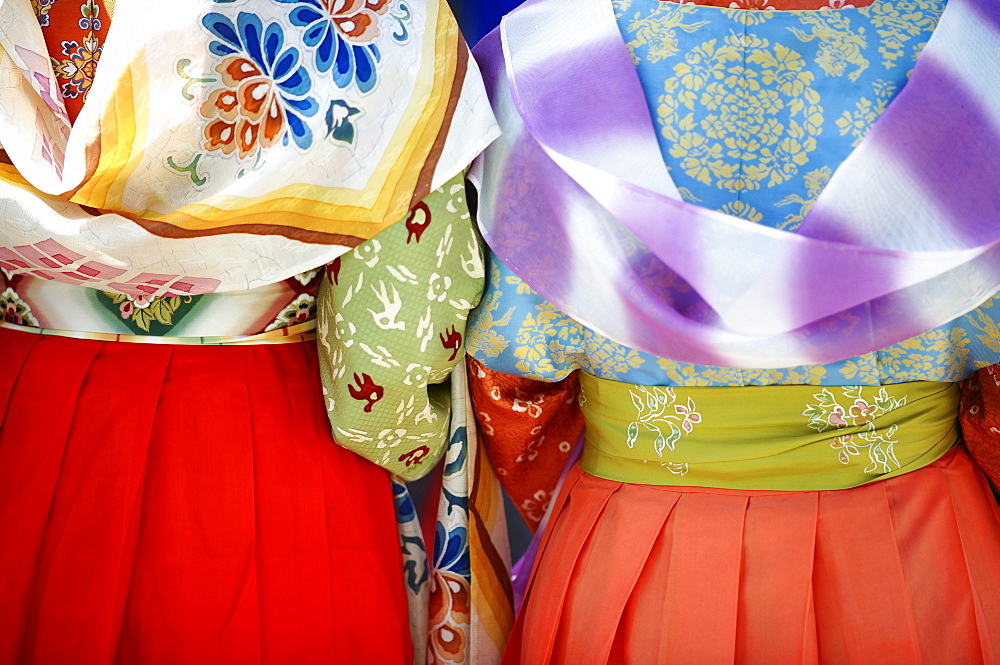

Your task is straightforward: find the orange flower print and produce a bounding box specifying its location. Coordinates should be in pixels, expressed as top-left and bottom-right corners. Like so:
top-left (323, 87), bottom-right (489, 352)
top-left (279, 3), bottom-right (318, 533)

top-left (200, 13), bottom-right (319, 157)
top-left (201, 56), bottom-right (288, 158)
top-left (330, 0), bottom-right (391, 43)
top-left (54, 33), bottom-right (102, 101)
top-left (428, 570), bottom-right (470, 664)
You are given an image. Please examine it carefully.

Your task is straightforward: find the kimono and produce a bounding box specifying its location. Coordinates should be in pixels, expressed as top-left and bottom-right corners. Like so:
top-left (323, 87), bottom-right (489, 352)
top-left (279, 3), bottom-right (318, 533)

top-left (467, 0), bottom-right (1000, 662)
top-left (0, 0), bottom-right (499, 662)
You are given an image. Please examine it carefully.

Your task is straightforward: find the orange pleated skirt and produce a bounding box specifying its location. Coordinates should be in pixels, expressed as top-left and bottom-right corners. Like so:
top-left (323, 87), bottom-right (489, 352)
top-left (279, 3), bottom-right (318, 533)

top-left (0, 326), bottom-right (412, 664)
top-left (505, 447), bottom-right (1000, 665)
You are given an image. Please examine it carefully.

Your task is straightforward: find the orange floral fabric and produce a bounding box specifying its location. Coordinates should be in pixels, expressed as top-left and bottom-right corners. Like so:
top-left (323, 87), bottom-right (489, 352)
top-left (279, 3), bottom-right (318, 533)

top-left (468, 357), bottom-right (583, 532)
top-left (34, 0), bottom-right (109, 124)
top-left (960, 366), bottom-right (1000, 490)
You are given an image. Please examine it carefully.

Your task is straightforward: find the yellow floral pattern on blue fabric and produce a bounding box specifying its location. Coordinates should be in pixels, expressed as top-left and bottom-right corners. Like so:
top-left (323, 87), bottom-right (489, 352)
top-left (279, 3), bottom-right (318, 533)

top-left (467, 256), bottom-right (1000, 387)
top-left (466, 0), bottom-right (1000, 387)
top-left (624, 0), bottom-right (944, 226)
top-left (468, 263), bottom-right (646, 381)
top-left (659, 33), bottom-right (824, 193)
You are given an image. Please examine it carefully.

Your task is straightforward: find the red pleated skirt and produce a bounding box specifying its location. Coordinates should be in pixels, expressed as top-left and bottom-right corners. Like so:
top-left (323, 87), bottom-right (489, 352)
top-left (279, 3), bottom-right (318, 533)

top-left (505, 447), bottom-right (1000, 665)
top-left (0, 326), bottom-right (412, 664)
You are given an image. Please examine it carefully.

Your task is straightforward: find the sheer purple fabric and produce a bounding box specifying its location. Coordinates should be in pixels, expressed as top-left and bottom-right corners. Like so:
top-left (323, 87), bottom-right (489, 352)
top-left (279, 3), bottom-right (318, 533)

top-left (473, 0), bottom-right (1000, 368)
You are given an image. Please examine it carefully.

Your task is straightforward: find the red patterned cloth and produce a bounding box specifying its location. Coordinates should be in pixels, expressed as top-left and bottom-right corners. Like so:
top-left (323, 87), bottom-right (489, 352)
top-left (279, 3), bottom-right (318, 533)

top-left (468, 358), bottom-right (583, 532)
top-left (33, 0), bottom-right (110, 123)
top-left (961, 365), bottom-right (1000, 489)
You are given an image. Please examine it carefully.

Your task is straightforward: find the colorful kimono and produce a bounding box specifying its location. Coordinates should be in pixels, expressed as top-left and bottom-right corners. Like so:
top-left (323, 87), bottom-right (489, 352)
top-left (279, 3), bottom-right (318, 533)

top-left (468, 0), bottom-right (1000, 662)
top-left (0, 0), bottom-right (501, 662)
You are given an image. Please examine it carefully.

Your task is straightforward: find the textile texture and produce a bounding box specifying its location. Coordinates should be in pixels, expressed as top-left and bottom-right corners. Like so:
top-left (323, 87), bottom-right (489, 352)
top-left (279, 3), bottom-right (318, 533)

top-left (466, 0), bottom-right (1000, 662)
top-left (473, 0), bottom-right (1000, 367)
top-left (467, 0), bottom-right (1000, 385)
top-left (577, 376), bottom-right (959, 490)
top-left (961, 365), bottom-right (1000, 489)
top-left (317, 174), bottom-right (485, 479)
top-left (468, 357), bottom-right (582, 531)
top-left (505, 449), bottom-right (1000, 665)
top-left (35, 0), bottom-right (108, 123)
top-left (0, 326), bottom-right (413, 664)
top-left (1, 0), bottom-right (498, 295)
top-left (426, 357), bottom-right (515, 665)
top-left (1, 1), bottom-right (505, 664)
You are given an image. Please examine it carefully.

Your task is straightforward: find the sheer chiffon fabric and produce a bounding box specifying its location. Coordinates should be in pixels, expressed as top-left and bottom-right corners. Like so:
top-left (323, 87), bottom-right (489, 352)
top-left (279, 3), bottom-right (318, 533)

top-left (0, 326), bottom-right (412, 664)
top-left (504, 448), bottom-right (1000, 665)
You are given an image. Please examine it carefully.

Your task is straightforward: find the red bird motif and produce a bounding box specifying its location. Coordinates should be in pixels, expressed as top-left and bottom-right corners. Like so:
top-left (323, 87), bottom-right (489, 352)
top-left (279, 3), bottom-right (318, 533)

top-left (327, 256), bottom-right (342, 285)
top-left (405, 202), bottom-right (432, 244)
top-left (439, 326), bottom-right (462, 361)
top-left (398, 445), bottom-right (431, 467)
top-left (348, 372), bottom-right (383, 412)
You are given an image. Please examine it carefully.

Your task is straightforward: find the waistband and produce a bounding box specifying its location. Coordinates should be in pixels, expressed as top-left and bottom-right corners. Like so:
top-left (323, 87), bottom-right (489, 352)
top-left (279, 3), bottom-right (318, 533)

top-left (0, 319), bottom-right (317, 345)
top-left (579, 372), bottom-right (959, 491)
top-left (2, 273), bottom-right (319, 344)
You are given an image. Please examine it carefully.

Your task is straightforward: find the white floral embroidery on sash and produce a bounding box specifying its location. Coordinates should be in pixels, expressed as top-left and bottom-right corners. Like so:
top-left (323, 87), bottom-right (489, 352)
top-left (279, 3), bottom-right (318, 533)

top-left (802, 386), bottom-right (906, 473)
top-left (626, 386), bottom-right (701, 474)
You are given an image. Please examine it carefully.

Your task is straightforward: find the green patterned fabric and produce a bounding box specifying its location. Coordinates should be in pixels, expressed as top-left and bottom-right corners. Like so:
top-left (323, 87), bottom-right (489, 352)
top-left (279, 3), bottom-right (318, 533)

top-left (579, 373), bottom-right (958, 490)
top-left (318, 174), bottom-right (485, 479)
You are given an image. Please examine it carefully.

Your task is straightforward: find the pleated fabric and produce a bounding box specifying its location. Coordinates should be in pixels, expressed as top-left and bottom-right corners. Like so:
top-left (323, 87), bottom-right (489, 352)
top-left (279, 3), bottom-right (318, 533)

top-left (504, 447), bottom-right (1000, 665)
top-left (0, 326), bottom-right (412, 665)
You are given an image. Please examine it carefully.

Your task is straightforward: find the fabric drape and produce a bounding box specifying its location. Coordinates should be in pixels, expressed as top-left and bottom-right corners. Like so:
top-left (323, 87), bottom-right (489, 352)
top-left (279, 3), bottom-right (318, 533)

top-left (505, 450), bottom-right (1000, 665)
top-left (0, 326), bottom-right (413, 664)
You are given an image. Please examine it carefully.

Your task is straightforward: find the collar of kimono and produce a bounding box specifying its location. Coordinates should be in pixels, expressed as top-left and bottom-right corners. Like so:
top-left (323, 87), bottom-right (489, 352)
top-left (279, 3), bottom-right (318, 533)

top-left (0, 0), bottom-right (496, 244)
top-left (474, 0), bottom-right (1000, 368)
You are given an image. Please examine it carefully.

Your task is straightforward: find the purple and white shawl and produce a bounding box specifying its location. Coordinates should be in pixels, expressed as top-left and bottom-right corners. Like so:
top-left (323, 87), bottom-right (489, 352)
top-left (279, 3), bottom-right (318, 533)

top-left (472, 0), bottom-right (1000, 369)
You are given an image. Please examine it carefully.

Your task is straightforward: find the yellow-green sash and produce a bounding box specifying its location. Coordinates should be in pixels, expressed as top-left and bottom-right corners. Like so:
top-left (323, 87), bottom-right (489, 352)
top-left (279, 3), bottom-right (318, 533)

top-left (579, 373), bottom-right (958, 491)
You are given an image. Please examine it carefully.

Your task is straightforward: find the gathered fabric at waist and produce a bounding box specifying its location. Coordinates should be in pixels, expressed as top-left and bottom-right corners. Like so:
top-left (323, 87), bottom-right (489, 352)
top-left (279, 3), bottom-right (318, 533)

top-left (0, 319), bottom-right (316, 345)
top-left (579, 372), bottom-right (960, 491)
top-left (1, 272), bottom-right (321, 344)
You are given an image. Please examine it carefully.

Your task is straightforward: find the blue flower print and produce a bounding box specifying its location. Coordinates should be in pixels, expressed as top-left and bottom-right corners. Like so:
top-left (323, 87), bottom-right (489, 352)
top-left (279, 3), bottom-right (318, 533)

top-left (200, 12), bottom-right (319, 153)
top-left (276, 0), bottom-right (394, 94)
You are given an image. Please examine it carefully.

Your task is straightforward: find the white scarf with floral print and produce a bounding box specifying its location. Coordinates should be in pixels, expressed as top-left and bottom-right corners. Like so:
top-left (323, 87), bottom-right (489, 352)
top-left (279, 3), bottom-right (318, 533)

top-left (0, 0), bottom-right (497, 299)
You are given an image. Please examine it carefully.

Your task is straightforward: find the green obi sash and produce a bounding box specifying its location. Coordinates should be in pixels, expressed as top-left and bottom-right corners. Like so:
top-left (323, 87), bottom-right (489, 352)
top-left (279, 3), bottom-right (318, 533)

top-left (579, 373), bottom-right (959, 491)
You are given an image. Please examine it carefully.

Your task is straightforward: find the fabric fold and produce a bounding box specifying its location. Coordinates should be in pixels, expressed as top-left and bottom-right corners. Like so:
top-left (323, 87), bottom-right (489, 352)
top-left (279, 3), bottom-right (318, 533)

top-left (548, 484), bottom-right (676, 664)
top-left (812, 482), bottom-right (922, 664)
top-left (515, 469), bottom-right (617, 664)
top-left (884, 456), bottom-right (984, 664)
top-left (502, 448), bottom-right (1000, 665)
top-left (20, 340), bottom-right (170, 663)
top-left (656, 492), bottom-right (747, 663)
top-left (941, 452), bottom-right (1000, 665)
top-left (0, 332), bottom-right (102, 664)
top-left (735, 493), bottom-right (819, 665)
top-left (0, 328), bottom-right (413, 664)
top-left (474, 0), bottom-right (1000, 368)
